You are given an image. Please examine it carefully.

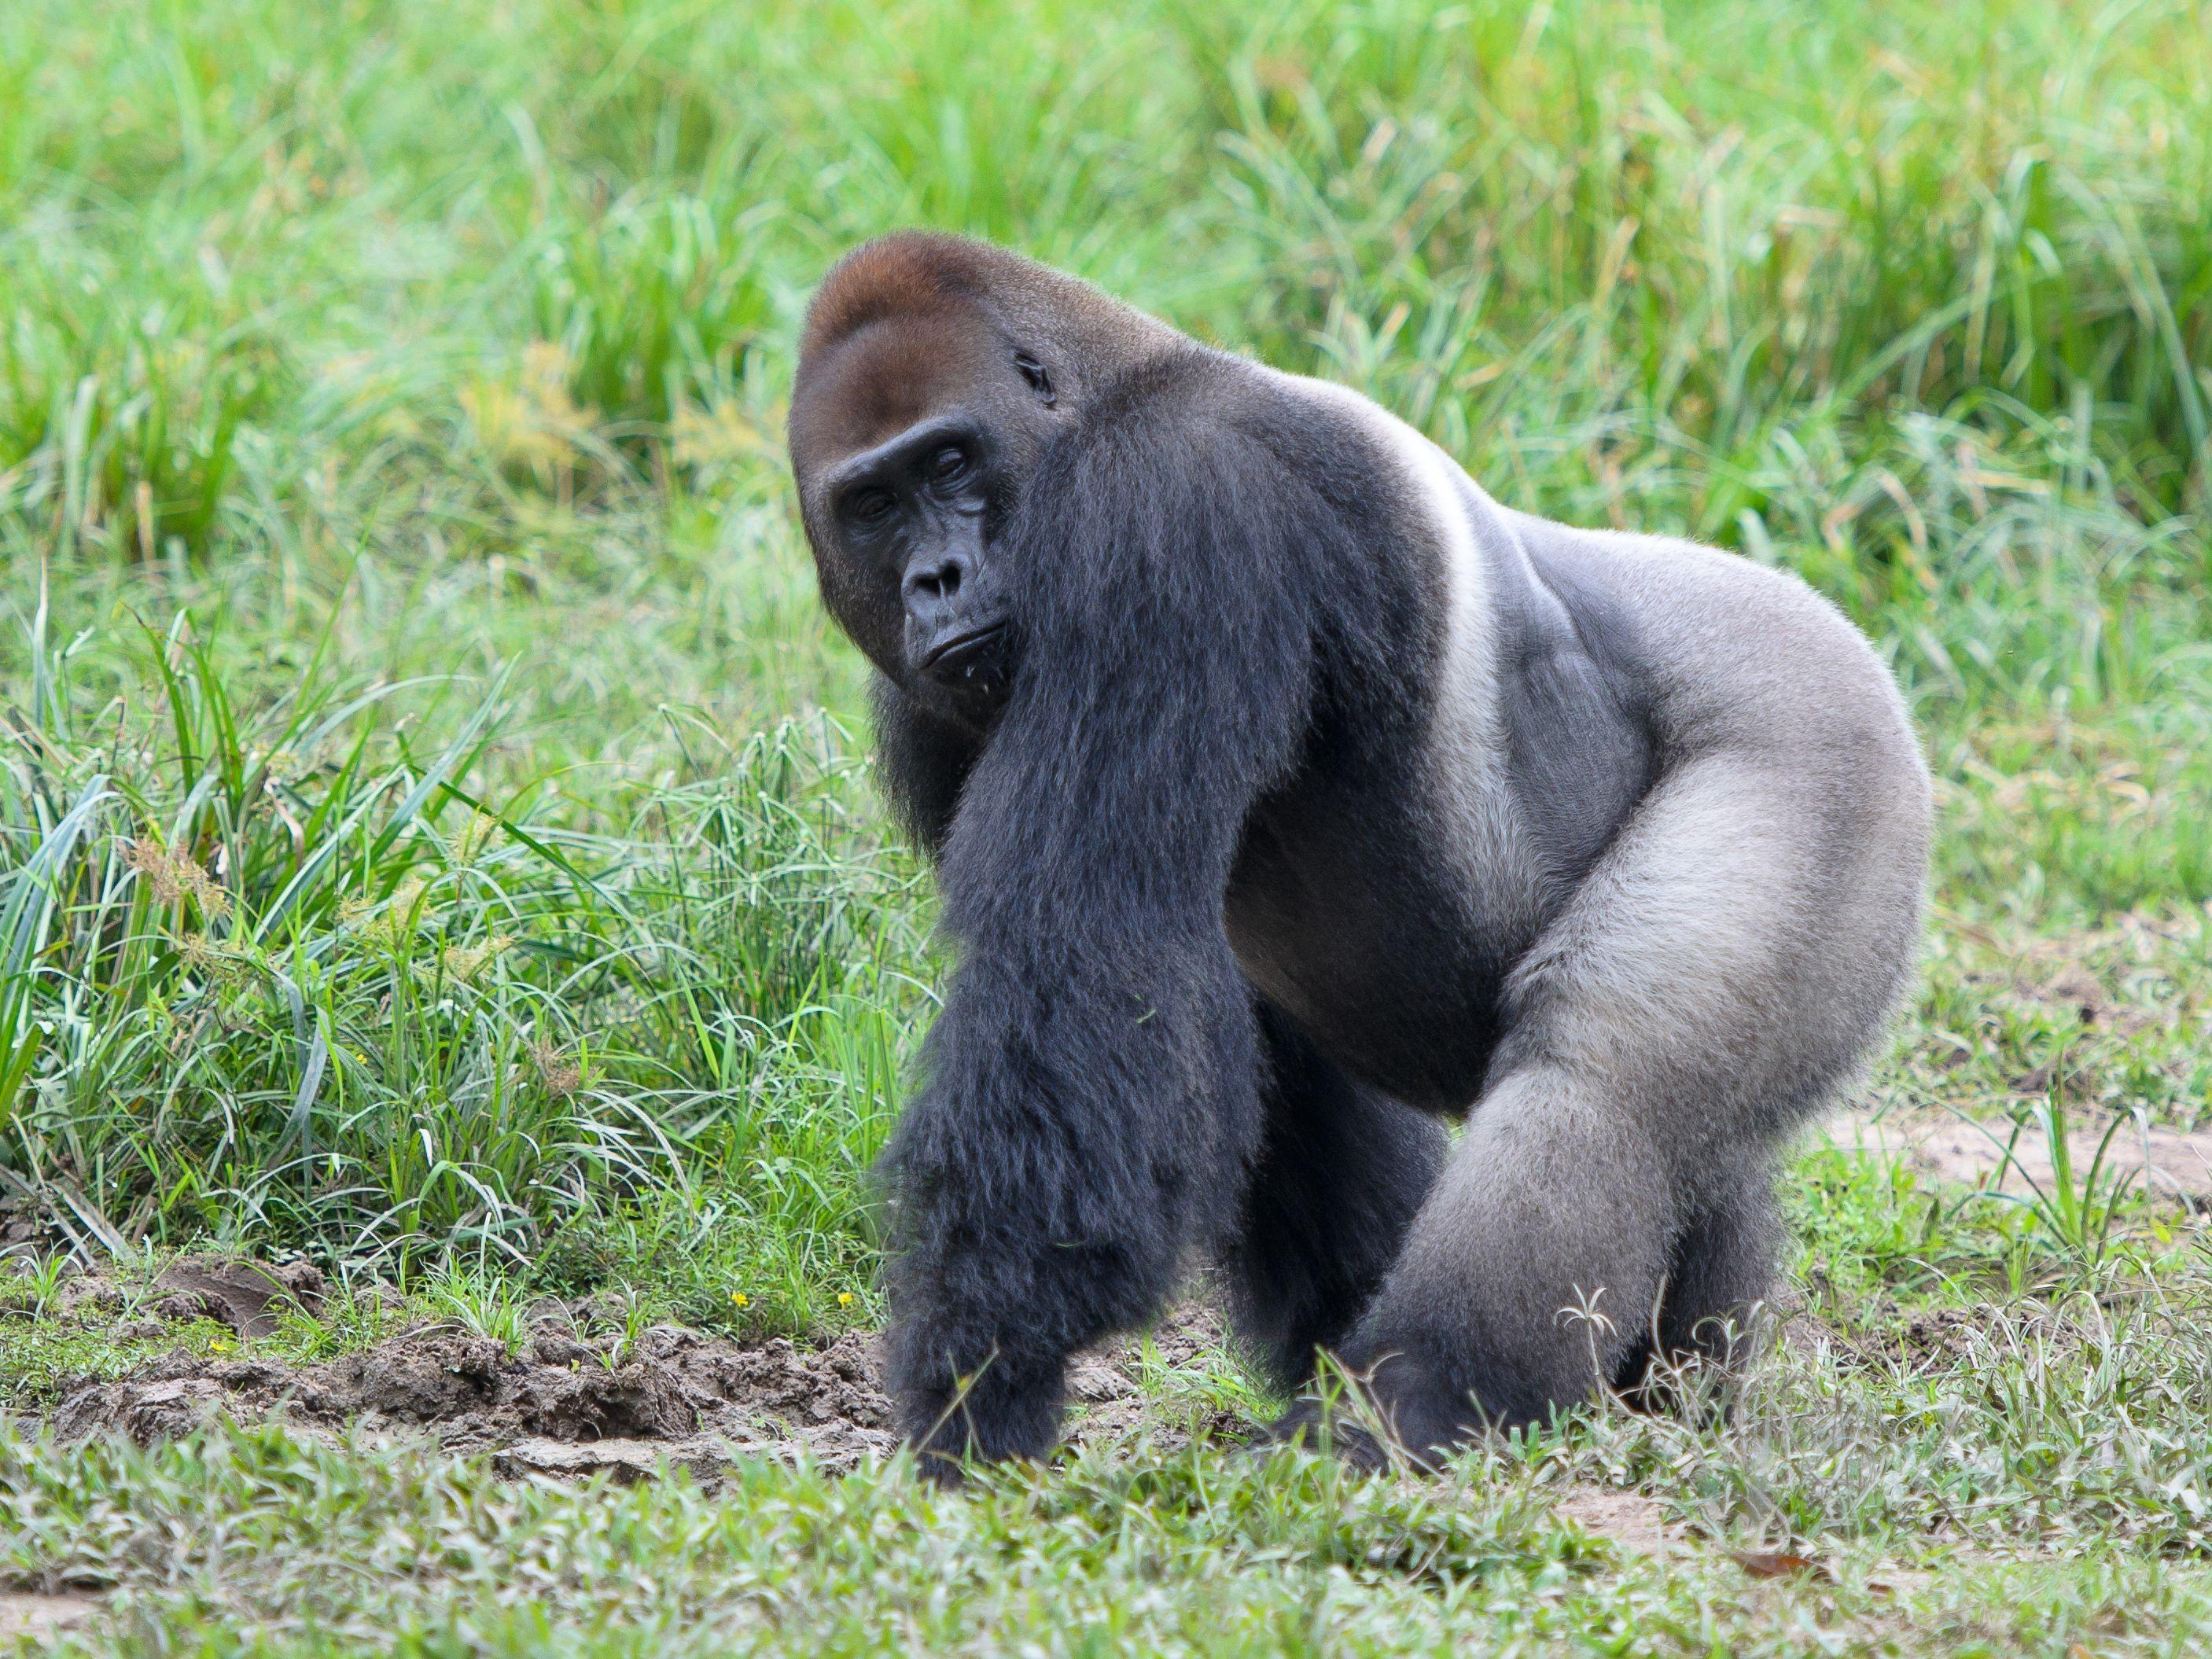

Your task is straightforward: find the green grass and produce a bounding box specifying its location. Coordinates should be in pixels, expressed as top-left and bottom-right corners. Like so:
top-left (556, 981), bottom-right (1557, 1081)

top-left (2, 0), bottom-right (2210, 1651)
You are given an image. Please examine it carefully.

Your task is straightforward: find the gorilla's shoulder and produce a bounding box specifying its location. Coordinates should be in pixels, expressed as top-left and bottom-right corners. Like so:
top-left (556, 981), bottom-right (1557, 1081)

top-left (1088, 346), bottom-right (1299, 429)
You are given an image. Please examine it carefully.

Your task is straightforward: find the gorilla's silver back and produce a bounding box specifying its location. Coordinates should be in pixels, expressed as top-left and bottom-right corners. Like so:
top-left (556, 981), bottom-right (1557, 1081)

top-left (1273, 366), bottom-right (1930, 1143)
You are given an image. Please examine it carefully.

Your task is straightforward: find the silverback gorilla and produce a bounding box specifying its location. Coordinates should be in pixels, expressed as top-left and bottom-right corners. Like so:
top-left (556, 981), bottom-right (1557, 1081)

top-left (786, 233), bottom-right (1930, 1476)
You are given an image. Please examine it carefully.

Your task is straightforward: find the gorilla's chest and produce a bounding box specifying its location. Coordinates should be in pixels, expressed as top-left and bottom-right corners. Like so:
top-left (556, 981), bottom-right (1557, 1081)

top-left (1224, 753), bottom-right (1534, 1114)
top-left (1220, 522), bottom-right (1660, 1114)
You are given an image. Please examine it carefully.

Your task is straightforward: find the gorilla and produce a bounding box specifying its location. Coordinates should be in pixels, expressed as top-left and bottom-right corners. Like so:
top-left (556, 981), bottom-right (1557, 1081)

top-left (786, 232), bottom-right (1930, 1475)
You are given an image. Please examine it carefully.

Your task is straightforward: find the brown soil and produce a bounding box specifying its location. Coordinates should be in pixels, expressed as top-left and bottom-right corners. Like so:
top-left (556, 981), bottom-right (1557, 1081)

top-left (148, 1256), bottom-right (326, 1338)
top-left (40, 1300), bottom-right (1228, 1480)
top-left (1832, 1305), bottom-right (1987, 1377)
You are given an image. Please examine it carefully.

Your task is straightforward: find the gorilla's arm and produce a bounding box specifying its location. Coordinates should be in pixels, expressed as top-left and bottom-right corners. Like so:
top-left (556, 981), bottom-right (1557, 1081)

top-left (881, 374), bottom-right (1327, 1470)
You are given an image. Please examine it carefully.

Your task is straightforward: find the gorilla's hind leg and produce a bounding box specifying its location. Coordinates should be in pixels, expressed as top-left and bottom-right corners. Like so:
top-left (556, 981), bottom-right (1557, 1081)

top-left (1613, 1169), bottom-right (1782, 1409)
top-left (1297, 753), bottom-right (1879, 1466)
top-left (1659, 1172), bottom-right (1782, 1368)
top-left (1222, 1004), bottom-right (1446, 1392)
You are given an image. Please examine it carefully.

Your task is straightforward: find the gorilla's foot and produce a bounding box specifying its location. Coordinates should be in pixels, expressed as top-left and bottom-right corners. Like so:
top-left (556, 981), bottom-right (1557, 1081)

top-left (1256, 1396), bottom-right (1390, 1471)
top-left (1261, 1351), bottom-right (1488, 1473)
top-left (903, 1408), bottom-right (1050, 1485)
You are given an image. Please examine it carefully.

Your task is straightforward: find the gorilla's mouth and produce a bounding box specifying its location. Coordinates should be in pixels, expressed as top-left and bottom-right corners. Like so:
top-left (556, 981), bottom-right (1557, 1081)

top-left (918, 620), bottom-right (1010, 680)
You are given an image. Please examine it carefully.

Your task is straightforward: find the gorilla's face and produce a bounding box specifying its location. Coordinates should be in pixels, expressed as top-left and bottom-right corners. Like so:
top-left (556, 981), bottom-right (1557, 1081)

top-left (789, 303), bottom-right (1066, 727)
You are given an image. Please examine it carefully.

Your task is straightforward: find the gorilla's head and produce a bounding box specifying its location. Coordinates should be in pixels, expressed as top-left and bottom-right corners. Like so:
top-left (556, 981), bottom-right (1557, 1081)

top-left (789, 304), bottom-right (1053, 725)
top-left (787, 233), bottom-right (1175, 729)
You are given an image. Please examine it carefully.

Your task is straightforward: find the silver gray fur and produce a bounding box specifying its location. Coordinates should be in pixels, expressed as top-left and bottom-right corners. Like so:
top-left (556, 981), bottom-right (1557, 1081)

top-left (1279, 371), bottom-right (1930, 1425)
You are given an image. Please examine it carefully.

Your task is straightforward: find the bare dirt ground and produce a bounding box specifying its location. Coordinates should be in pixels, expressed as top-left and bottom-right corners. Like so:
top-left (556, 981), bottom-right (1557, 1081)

top-left (0, 1591), bottom-right (97, 1643)
top-left (31, 1274), bottom-right (1228, 1480)
top-left (1553, 1489), bottom-right (1683, 1554)
top-left (50, 1321), bottom-right (896, 1475)
top-left (1820, 1105), bottom-right (2212, 1203)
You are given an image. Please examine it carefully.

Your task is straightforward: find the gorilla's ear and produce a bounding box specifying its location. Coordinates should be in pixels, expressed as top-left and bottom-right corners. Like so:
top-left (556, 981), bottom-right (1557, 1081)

top-left (934, 366), bottom-right (1327, 937)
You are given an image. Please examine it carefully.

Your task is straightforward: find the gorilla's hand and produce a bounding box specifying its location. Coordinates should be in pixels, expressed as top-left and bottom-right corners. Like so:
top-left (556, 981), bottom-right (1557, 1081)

top-left (881, 938), bottom-right (1258, 1471)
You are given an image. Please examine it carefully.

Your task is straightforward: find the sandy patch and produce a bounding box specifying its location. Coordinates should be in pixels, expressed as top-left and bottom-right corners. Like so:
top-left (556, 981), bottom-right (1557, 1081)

top-left (0, 1591), bottom-right (97, 1641)
top-left (1555, 1488), bottom-right (1682, 1554)
top-left (1820, 1106), bottom-right (2212, 1201)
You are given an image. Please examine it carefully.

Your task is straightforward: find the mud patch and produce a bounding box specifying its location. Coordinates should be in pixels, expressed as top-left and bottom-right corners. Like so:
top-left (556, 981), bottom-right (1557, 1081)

top-left (149, 1256), bottom-right (325, 1339)
top-left (1062, 1303), bottom-right (1227, 1444)
top-left (43, 1304), bottom-right (1230, 1478)
top-left (50, 1321), bottom-right (897, 1473)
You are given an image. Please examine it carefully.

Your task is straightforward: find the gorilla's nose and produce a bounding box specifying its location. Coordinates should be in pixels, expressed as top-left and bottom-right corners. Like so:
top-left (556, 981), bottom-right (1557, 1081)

top-left (902, 550), bottom-right (970, 622)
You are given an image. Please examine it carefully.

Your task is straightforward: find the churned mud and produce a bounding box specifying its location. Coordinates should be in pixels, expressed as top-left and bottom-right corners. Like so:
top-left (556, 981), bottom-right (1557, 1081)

top-left (32, 1266), bottom-right (1227, 1480)
top-left (50, 1321), bottom-right (897, 1475)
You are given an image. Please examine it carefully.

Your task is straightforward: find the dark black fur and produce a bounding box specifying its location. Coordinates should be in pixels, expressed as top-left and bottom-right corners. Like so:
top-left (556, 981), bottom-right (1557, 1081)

top-left (1223, 1004), bottom-right (1448, 1390)
top-left (876, 351), bottom-right (1434, 1463)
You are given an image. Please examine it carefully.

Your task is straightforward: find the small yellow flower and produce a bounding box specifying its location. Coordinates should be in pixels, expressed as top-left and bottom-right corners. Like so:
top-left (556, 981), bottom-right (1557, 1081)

top-left (731, 1291), bottom-right (749, 1309)
top-left (837, 1292), bottom-right (855, 1307)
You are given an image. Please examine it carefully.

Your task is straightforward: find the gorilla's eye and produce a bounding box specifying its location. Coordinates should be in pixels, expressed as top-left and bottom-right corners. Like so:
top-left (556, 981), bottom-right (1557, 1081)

top-left (1013, 351), bottom-right (1054, 405)
top-left (929, 446), bottom-right (970, 482)
top-left (848, 487), bottom-right (896, 524)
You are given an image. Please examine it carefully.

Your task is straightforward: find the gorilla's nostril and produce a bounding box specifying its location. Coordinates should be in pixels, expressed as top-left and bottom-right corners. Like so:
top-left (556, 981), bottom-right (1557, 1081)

top-left (907, 557), bottom-right (967, 608)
